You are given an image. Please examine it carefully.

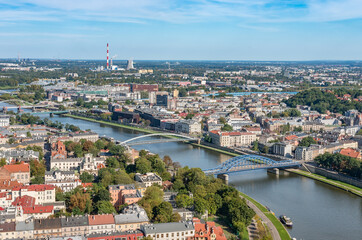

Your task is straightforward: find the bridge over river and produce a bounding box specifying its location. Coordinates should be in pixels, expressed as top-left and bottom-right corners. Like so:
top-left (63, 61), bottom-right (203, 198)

top-left (203, 154), bottom-right (301, 175)
top-left (119, 133), bottom-right (199, 146)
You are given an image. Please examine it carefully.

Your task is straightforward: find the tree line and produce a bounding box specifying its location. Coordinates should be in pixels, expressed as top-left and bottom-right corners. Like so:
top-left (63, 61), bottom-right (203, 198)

top-left (284, 88), bottom-right (362, 114)
top-left (315, 153), bottom-right (362, 179)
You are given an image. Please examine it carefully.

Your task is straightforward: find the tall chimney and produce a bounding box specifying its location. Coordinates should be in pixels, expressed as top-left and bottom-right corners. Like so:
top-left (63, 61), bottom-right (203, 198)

top-left (107, 43), bottom-right (109, 70)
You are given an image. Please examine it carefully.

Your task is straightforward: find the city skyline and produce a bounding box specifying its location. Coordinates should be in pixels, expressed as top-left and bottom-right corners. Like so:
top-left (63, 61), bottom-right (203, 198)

top-left (0, 0), bottom-right (362, 60)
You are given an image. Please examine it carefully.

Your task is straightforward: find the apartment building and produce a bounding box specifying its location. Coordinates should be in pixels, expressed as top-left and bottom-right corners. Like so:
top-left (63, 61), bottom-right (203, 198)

top-left (109, 184), bottom-right (143, 208)
top-left (61, 216), bottom-right (89, 237)
top-left (141, 222), bottom-right (195, 240)
top-left (11, 184), bottom-right (56, 205)
top-left (135, 173), bottom-right (162, 187)
top-left (33, 218), bottom-right (62, 239)
top-left (175, 120), bottom-right (202, 134)
top-left (114, 204), bottom-right (150, 232)
top-left (88, 214), bottom-right (115, 235)
top-left (209, 131), bottom-right (256, 147)
top-left (0, 162), bottom-right (30, 185)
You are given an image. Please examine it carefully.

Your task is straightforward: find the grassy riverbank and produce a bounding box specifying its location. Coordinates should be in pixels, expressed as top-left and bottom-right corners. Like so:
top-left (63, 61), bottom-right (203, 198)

top-left (239, 192), bottom-right (291, 240)
top-left (287, 169), bottom-right (362, 197)
top-left (0, 86), bottom-right (17, 90)
top-left (62, 114), bottom-right (159, 134)
top-left (65, 114), bottom-right (241, 157)
top-left (64, 113), bottom-right (284, 239)
top-left (191, 143), bottom-right (239, 157)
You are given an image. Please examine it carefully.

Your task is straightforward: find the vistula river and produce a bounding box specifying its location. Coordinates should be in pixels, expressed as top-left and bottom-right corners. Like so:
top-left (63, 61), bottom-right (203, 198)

top-left (1, 101), bottom-right (361, 240)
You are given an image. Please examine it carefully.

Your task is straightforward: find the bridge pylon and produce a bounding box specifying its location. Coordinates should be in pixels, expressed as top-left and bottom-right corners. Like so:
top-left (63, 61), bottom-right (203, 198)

top-left (217, 174), bottom-right (229, 185)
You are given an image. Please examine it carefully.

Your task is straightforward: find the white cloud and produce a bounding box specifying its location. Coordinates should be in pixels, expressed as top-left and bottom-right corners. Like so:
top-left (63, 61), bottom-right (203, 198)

top-left (0, 0), bottom-right (361, 24)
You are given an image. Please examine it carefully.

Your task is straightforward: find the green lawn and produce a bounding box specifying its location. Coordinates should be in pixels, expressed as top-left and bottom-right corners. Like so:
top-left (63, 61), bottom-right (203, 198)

top-left (239, 192), bottom-right (290, 240)
top-left (191, 143), bottom-right (239, 157)
top-left (64, 114), bottom-right (158, 134)
top-left (288, 169), bottom-right (362, 197)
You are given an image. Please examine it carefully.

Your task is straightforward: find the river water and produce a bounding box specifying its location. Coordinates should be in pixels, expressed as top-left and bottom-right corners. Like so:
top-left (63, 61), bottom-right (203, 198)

top-left (1, 103), bottom-right (361, 239)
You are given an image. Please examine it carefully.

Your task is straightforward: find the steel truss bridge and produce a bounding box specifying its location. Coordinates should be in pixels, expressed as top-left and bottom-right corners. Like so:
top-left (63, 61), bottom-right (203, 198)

top-left (120, 133), bottom-right (199, 146)
top-left (203, 154), bottom-right (301, 175)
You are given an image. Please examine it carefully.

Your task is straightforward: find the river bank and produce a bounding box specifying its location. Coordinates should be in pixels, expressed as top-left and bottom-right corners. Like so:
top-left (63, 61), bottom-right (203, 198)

top-left (63, 113), bottom-right (288, 239)
top-left (26, 110), bottom-right (361, 240)
top-left (286, 169), bottom-right (362, 197)
top-left (62, 114), bottom-right (158, 134)
top-left (64, 113), bottom-right (242, 157)
top-left (65, 113), bottom-right (362, 197)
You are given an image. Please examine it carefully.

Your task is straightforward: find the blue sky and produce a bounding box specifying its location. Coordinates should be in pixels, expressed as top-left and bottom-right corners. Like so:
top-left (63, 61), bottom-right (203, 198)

top-left (0, 0), bottom-right (361, 60)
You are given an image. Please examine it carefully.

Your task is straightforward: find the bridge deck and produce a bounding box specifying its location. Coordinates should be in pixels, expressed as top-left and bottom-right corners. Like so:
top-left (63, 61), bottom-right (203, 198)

top-left (203, 154), bottom-right (301, 175)
top-left (127, 138), bottom-right (197, 146)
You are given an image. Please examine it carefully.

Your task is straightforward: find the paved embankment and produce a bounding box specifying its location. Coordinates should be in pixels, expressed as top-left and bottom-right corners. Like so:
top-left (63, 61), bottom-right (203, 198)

top-left (286, 169), bottom-right (362, 197)
top-left (240, 193), bottom-right (291, 240)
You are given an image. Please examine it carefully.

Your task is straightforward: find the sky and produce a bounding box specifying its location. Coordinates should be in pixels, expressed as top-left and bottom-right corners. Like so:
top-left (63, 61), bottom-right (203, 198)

top-left (0, 0), bottom-right (362, 60)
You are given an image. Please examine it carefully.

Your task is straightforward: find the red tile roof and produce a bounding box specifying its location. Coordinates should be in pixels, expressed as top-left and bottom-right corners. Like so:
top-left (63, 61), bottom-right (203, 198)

top-left (12, 195), bottom-right (36, 208)
top-left (12, 184), bottom-right (55, 192)
top-left (0, 180), bottom-right (23, 191)
top-left (193, 220), bottom-right (227, 240)
top-left (339, 148), bottom-right (361, 159)
top-left (285, 135), bottom-right (298, 141)
top-left (3, 162), bottom-right (29, 173)
top-left (23, 205), bottom-right (53, 214)
top-left (88, 214), bottom-right (115, 225)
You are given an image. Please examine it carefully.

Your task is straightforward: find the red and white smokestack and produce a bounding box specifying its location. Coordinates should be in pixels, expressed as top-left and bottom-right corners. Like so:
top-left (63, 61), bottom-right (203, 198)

top-left (107, 43), bottom-right (109, 69)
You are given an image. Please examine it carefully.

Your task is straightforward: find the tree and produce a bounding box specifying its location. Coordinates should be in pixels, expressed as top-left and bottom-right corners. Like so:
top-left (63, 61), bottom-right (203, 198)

top-left (31, 175), bottom-right (44, 184)
top-left (29, 159), bottom-right (45, 177)
top-left (69, 192), bottom-right (92, 214)
top-left (0, 158), bottom-right (6, 167)
top-left (109, 145), bottom-right (125, 156)
top-left (194, 196), bottom-right (208, 214)
top-left (135, 158), bottom-right (152, 174)
top-left (95, 201), bottom-right (116, 214)
top-left (113, 170), bottom-right (134, 185)
top-left (95, 139), bottom-right (106, 150)
top-left (163, 155), bottom-right (173, 167)
top-left (262, 145), bottom-right (269, 154)
top-left (299, 136), bottom-right (316, 147)
top-left (219, 117), bottom-right (227, 124)
top-left (171, 212), bottom-right (181, 222)
top-left (26, 131), bottom-right (32, 138)
top-left (185, 113), bottom-right (194, 120)
top-left (82, 141), bottom-right (95, 152)
top-left (73, 144), bottom-right (84, 157)
top-left (221, 124), bottom-right (233, 132)
top-left (175, 194), bottom-right (193, 208)
top-left (252, 141), bottom-right (259, 151)
top-left (153, 201), bottom-right (173, 223)
top-left (80, 172), bottom-right (94, 183)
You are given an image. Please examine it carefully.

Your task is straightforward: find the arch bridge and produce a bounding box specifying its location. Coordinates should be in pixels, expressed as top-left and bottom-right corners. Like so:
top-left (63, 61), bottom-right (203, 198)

top-left (119, 133), bottom-right (199, 146)
top-left (203, 154), bottom-right (300, 175)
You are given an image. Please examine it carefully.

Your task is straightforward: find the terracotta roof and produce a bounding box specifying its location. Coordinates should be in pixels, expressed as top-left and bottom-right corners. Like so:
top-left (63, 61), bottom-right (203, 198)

top-left (285, 135), bottom-right (298, 141)
top-left (339, 148), bottom-right (361, 159)
top-left (244, 127), bottom-right (261, 131)
top-left (23, 205), bottom-right (53, 214)
top-left (12, 184), bottom-right (55, 192)
top-left (82, 183), bottom-right (93, 188)
top-left (12, 195), bottom-right (36, 208)
top-left (0, 180), bottom-right (23, 190)
top-left (3, 162), bottom-right (29, 173)
top-left (88, 214), bottom-right (115, 225)
top-left (193, 221), bottom-right (227, 240)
